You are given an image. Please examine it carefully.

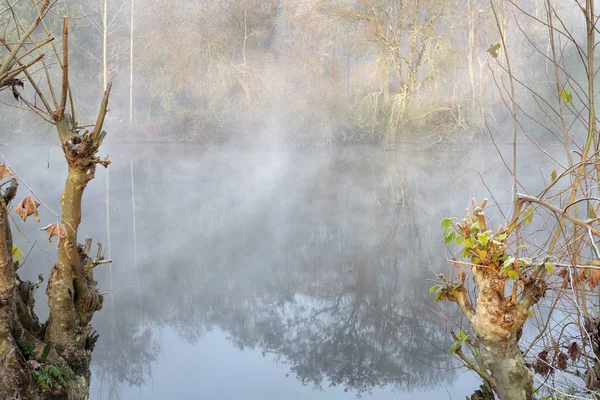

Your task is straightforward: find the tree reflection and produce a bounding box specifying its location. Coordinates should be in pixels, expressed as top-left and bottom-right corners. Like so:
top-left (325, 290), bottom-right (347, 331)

top-left (89, 148), bottom-right (489, 398)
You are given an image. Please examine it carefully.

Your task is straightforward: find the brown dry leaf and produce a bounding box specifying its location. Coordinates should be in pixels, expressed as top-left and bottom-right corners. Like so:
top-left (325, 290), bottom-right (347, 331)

top-left (556, 351), bottom-right (568, 370)
top-left (568, 342), bottom-right (582, 362)
top-left (15, 196), bottom-right (40, 222)
top-left (0, 164), bottom-right (14, 180)
top-left (533, 350), bottom-right (551, 376)
top-left (40, 223), bottom-right (67, 243)
top-left (557, 268), bottom-right (568, 279)
top-left (589, 269), bottom-right (600, 290)
top-left (557, 268), bottom-right (571, 288)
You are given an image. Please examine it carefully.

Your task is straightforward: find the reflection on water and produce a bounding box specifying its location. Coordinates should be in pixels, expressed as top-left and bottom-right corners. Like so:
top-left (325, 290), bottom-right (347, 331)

top-left (4, 144), bottom-right (513, 399)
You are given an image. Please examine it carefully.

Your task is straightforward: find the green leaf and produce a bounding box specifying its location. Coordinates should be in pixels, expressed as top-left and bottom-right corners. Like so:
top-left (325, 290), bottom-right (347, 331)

top-left (457, 332), bottom-right (468, 342)
top-left (444, 231), bottom-right (456, 244)
top-left (40, 344), bottom-right (51, 363)
top-left (519, 257), bottom-right (532, 267)
top-left (429, 285), bottom-right (440, 294)
top-left (465, 237), bottom-right (477, 249)
top-left (12, 244), bottom-right (23, 263)
top-left (560, 88), bottom-right (573, 104)
top-left (449, 342), bottom-right (459, 354)
top-left (455, 236), bottom-right (464, 245)
top-left (507, 269), bottom-right (519, 280)
top-left (440, 217), bottom-right (457, 229)
top-left (503, 257), bottom-right (515, 268)
top-left (477, 233), bottom-right (489, 246)
top-left (495, 233), bottom-right (507, 242)
top-left (527, 309), bottom-right (534, 318)
top-left (487, 43), bottom-right (501, 58)
top-left (523, 207), bottom-right (534, 224)
top-left (544, 262), bottom-right (555, 274)
top-left (588, 205), bottom-right (597, 219)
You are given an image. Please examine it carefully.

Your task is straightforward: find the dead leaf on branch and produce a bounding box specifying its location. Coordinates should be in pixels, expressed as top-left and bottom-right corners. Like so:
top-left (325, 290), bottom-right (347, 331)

top-left (556, 351), bottom-right (568, 370)
top-left (15, 196), bottom-right (40, 222)
top-left (588, 269), bottom-right (600, 290)
top-left (533, 350), bottom-right (551, 376)
top-left (557, 267), bottom-right (570, 288)
top-left (0, 164), bottom-right (14, 180)
top-left (40, 222), bottom-right (66, 243)
top-left (568, 342), bottom-right (582, 362)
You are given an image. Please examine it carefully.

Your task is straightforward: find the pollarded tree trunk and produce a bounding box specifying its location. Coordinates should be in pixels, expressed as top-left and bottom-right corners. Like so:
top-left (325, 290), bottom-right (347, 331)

top-left (0, 11), bottom-right (113, 399)
top-left (469, 267), bottom-right (542, 400)
top-left (439, 202), bottom-right (546, 400)
top-left (44, 130), bottom-right (108, 378)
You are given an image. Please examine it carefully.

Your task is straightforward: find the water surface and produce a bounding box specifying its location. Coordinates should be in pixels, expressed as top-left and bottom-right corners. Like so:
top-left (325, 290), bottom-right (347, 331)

top-left (5, 143), bottom-right (536, 399)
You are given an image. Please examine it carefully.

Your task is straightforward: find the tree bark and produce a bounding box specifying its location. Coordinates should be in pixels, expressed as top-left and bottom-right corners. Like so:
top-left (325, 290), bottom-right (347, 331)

top-left (44, 130), bottom-right (108, 375)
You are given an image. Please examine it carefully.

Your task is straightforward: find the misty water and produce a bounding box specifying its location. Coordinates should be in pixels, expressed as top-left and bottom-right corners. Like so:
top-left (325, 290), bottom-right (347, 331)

top-left (5, 142), bottom-right (541, 399)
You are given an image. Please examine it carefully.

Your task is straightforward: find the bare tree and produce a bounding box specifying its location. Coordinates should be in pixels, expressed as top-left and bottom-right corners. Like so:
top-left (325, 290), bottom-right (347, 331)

top-left (320, 0), bottom-right (450, 144)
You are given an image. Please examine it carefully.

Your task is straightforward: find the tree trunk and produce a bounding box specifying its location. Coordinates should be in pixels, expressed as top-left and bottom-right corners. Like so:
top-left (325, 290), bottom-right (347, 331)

top-left (0, 177), bottom-right (100, 399)
top-left (0, 11), bottom-right (112, 400)
top-left (470, 274), bottom-right (535, 400)
top-left (479, 341), bottom-right (531, 400)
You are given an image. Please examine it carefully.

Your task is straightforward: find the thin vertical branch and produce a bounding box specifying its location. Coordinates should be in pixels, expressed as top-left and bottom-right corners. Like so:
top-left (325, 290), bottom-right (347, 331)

top-left (129, 0), bottom-right (134, 126)
top-left (57, 16), bottom-right (68, 119)
top-left (103, 0), bottom-right (108, 90)
top-left (490, 0), bottom-right (518, 206)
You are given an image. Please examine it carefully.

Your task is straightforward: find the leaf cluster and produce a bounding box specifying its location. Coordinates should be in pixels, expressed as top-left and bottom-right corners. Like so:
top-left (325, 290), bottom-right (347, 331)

top-left (16, 338), bottom-right (73, 393)
top-left (440, 209), bottom-right (551, 282)
top-left (449, 331), bottom-right (468, 355)
top-left (429, 280), bottom-right (465, 303)
top-left (441, 216), bottom-right (508, 271)
top-left (31, 363), bottom-right (74, 392)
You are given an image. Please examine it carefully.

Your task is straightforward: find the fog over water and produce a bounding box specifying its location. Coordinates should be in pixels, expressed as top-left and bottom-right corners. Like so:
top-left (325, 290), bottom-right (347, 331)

top-left (0, 140), bottom-right (559, 399)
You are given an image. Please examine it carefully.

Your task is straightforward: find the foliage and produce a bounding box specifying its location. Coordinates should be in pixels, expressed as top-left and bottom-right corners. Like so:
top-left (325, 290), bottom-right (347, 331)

top-left (31, 363), bottom-right (75, 393)
top-left (17, 338), bottom-right (74, 393)
top-left (449, 331), bottom-right (468, 355)
top-left (12, 244), bottom-right (23, 263)
top-left (16, 338), bottom-right (35, 361)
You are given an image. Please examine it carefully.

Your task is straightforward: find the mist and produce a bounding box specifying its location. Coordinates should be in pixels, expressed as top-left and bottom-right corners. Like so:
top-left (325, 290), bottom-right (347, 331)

top-left (0, 0), bottom-right (595, 399)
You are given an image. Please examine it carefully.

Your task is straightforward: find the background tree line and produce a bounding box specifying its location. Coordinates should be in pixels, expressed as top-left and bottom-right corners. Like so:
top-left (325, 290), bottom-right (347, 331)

top-left (1, 0), bottom-right (566, 146)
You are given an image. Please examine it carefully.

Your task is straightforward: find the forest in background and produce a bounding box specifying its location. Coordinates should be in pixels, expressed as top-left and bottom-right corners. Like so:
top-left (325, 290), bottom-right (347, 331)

top-left (0, 0), bottom-right (579, 146)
